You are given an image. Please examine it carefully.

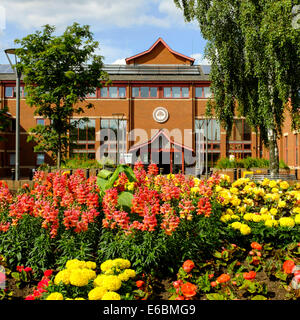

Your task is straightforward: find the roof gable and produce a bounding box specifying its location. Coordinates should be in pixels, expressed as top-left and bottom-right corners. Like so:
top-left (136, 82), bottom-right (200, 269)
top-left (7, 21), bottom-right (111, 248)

top-left (125, 38), bottom-right (195, 66)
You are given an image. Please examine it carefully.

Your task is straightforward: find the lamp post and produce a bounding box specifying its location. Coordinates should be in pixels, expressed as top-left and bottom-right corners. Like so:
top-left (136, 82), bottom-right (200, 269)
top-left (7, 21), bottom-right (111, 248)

top-left (5, 48), bottom-right (21, 181)
top-left (112, 113), bottom-right (125, 166)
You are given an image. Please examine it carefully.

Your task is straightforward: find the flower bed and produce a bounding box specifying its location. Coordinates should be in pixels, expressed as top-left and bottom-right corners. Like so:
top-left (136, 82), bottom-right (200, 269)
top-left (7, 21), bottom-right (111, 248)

top-left (0, 163), bottom-right (299, 300)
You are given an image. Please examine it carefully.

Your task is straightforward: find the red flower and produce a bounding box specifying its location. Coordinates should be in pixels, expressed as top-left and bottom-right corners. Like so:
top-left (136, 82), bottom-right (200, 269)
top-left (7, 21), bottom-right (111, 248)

top-left (283, 260), bottom-right (295, 274)
top-left (182, 260), bottom-right (195, 273)
top-left (136, 280), bottom-right (145, 288)
top-left (25, 295), bottom-right (35, 300)
top-left (43, 270), bottom-right (53, 278)
top-left (173, 280), bottom-right (183, 288)
top-left (24, 267), bottom-right (32, 273)
top-left (180, 282), bottom-right (197, 298)
top-left (251, 242), bottom-right (262, 250)
top-left (216, 274), bottom-right (230, 284)
top-left (243, 271), bottom-right (256, 280)
top-left (208, 273), bottom-right (214, 279)
top-left (210, 281), bottom-right (217, 287)
top-left (16, 266), bottom-right (24, 272)
top-left (175, 296), bottom-right (185, 300)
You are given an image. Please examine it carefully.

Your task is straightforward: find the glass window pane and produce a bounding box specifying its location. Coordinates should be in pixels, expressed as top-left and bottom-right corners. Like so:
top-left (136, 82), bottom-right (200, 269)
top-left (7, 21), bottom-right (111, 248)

top-left (132, 87), bottom-right (139, 97)
top-left (212, 120), bottom-right (220, 141)
top-left (203, 87), bottom-right (212, 98)
top-left (182, 87), bottom-right (189, 98)
top-left (87, 119), bottom-right (95, 140)
top-left (140, 87), bottom-right (149, 98)
top-left (150, 87), bottom-right (157, 97)
top-left (88, 90), bottom-right (96, 98)
top-left (172, 87), bottom-right (180, 98)
top-left (37, 119), bottom-right (45, 126)
top-left (5, 87), bottom-right (13, 97)
top-left (100, 87), bottom-right (108, 97)
top-left (164, 87), bottom-right (171, 98)
top-left (9, 153), bottom-right (15, 166)
top-left (37, 153), bottom-right (45, 165)
top-left (109, 87), bottom-right (118, 98)
top-left (235, 120), bottom-right (243, 141)
top-left (119, 87), bottom-right (126, 97)
top-left (101, 119), bottom-right (109, 129)
top-left (195, 87), bottom-right (203, 98)
top-left (78, 120), bottom-right (87, 140)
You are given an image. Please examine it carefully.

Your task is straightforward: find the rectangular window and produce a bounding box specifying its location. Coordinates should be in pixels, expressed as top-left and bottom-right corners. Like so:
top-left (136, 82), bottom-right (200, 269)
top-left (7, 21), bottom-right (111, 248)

top-left (229, 119), bottom-right (252, 159)
top-left (100, 87), bottom-right (126, 98)
top-left (163, 87), bottom-right (189, 98)
top-left (132, 87), bottom-right (158, 98)
top-left (36, 153), bottom-right (45, 165)
top-left (70, 118), bottom-right (96, 158)
top-left (87, 90), bottom-right (97, 98)
top-left (5, 87), bottom-right (15, 98)
top-left (100, 118), bottom-right (127, 163)
top-left (195, 86), bottom-right (212, 98)
top-left (195, 119), bottom-right (221, 169)
top-left (9, 153), bottom-right (15, 166)
top-left (36, 119), bottom-right (45, 126)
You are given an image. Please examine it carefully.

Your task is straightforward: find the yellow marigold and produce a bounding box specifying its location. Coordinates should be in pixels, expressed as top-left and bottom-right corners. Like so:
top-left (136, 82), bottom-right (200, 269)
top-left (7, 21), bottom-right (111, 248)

top-left (279, 181), bottom-right (289, 190)
top-left (269, 180), bottom-right (277, 188)
top-left (261, 214), bottom-right (272, 221)
top-left (260, 207), bottom-right (268, 214)
top-left (243, 213), bottom-right (254, 221)
top-left (243, 198), bottom-right (254, 206)
top-left (231, 197), bottom-right (241, 207)
top-left (278, 200), bottom-right (287, 208)
top-left (238, 206), bottom-right (246, 214)
top-left (123, 269), bottom-right (136, 279)
top-left (269, 208), bottom-right (278, 215)
top-left (292, 207), bottom-right (300, 214)
top-left (279, 217), bottom-right (295, 228)
top-left (294, 214), bottom-right (300, 224)
top-left (262, 178), bottom-right (270, 186)
top-left (75, 298), bottom-right (85, 300)
top-left (221, 214), bottom-right (232, 223)
top-left (113, 259), bottom-right (131, 269)
top-left (85, 261), bottom-right (97, 269)
top-left (69, 269), bottom-right (90, 287)
top-left (191, 187), bottom-right (200, 193)
top-left (231, 222), bottom-right (242, 230)
top-left (271, 188), bottom-right (279, 193)
top-left (46, 292), bottom-right (64, 300)
top-left (193, 178), bottom-right (201, 187)
top-left (231, 215), bottom-right (240, 220)
top-left (66, 259), bottom-right (86, 270)
top-left (215, 185), bottom-right (223, 193)
top-left (101, 292), bottom-right (121, 300)
top-left (240, 224), bottom-right (251, 235)
top-left (230, 187), bottom-right (239, 195)
top-left (101, 275), bottom-right (122, 291)
top-left (88, 287), bottom-right (107, 300)
top-left (252, 214), bottom-right (263, 223)
top-left (226, 208), bottom-right (234, 215)
top-left (265, 220), bottom-right (278, 228)
top-left (243, 185), bottom-right (253, 193)
top-left (54, 269), bottom-right (71, 285)
top-left (100, 260), bottom-right (114, 272)
top-left (83, 268), bottom-right (97, 280)
top-left (94, 274), bottom-right (107, 287)
top-left (125, 182), bottom-right (135, 191)
top-left (220, 174), bottom-right (230, 182)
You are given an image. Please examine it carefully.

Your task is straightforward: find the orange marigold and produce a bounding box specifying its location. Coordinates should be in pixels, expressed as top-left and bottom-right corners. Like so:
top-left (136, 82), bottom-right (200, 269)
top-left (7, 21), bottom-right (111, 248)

top-left (216, 274), bottom-right (230, 284)
top-left (283, 260), bottom-right (295, 274)
top-left (182, 260), bottom-right (195, 273)
top-left (251, 242), bottom-right (262, 251)
top-left (180, 282), bottom-right (197, 298)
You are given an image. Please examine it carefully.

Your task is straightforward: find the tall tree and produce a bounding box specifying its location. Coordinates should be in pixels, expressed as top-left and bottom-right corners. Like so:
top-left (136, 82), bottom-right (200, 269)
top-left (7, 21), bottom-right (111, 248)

top-left (14, 23), bottom-right (109, 168)
top-left (174, 0), bottom-right (300, 175)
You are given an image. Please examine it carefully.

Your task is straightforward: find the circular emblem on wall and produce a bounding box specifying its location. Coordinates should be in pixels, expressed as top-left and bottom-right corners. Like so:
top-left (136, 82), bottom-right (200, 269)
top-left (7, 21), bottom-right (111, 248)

top-left (153, 107), bottom-right (169, 123)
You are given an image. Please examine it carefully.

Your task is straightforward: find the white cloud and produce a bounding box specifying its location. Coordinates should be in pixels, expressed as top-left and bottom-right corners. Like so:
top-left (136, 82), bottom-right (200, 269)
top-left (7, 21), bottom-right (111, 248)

top-left (191, 53), bottom-right (211, 65)
top-left (112, 58), bottom-right (126, 65)
top-left (0, 0), bottom-right (190, 30)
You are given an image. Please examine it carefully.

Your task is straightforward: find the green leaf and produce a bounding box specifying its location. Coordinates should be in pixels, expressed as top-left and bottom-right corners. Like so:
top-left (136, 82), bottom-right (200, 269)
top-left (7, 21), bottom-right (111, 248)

top-left (98, 169), bottom-right (113, 180)
top-left (118, 192), bottom-right (134, 209)
top-left (11, 272), bottom-right (20, 281)
top-left (251, 295), bottom-right (267, 300)
top-left (274, 271), bottom-right (288, 281)
top-left (97, 177), bottom-right (108, 192)
top-left (206, 293), bottom-right (225, 300)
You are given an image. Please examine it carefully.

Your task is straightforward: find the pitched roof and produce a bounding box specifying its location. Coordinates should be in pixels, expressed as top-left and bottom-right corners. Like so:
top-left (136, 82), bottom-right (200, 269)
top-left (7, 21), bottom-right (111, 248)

top-left (125, 38), bottom-right (195, 65)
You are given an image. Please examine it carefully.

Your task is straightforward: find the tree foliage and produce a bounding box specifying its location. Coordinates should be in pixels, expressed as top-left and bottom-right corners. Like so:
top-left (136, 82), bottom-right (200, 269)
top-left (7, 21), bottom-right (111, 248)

top-left (14, 23), bottom-right (109, 167)
top-left (174, 0), bottom-right (300, 174)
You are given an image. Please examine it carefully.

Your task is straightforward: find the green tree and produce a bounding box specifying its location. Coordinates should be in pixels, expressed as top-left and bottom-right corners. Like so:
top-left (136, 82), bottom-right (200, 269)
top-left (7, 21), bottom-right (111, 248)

top-left (14, 23), bottom-right (109, 168)
top-left (0, 106), bottom-right (10, 141)
top-left (174, 0), bottom-right (300, 175)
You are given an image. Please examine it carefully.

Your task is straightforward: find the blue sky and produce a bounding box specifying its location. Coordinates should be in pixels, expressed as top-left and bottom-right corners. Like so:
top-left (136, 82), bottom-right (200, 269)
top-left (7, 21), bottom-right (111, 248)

top-left (0, 0), bottom-right (208, 65)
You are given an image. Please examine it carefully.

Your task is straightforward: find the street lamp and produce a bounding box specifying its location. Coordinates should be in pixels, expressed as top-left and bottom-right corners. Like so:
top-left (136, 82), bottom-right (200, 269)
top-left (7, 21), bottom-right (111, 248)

top-left (5, 48), bottom-right (21, 181)
top-left (112, 113), bottom-right (125, 166)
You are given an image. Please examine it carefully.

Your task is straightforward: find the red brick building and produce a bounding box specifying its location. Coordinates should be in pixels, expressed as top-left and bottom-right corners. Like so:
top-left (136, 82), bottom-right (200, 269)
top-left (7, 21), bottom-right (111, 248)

top-left (0, 38), bottom-right (299, 177)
